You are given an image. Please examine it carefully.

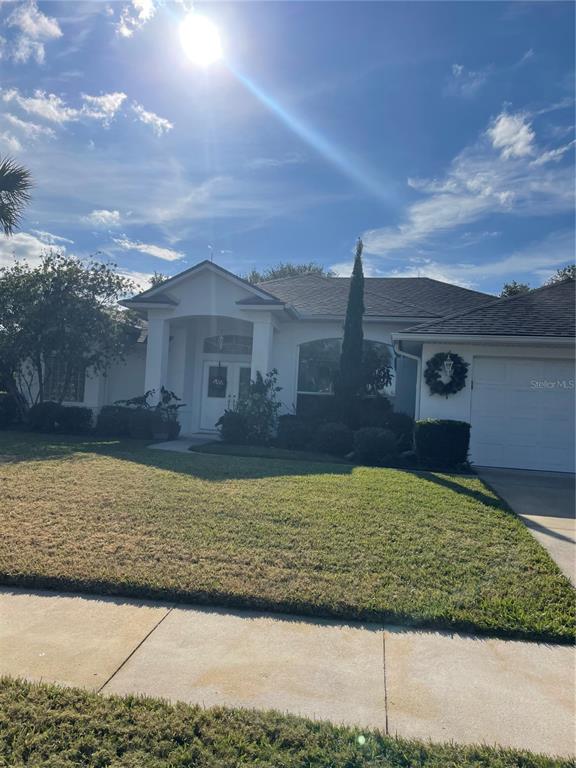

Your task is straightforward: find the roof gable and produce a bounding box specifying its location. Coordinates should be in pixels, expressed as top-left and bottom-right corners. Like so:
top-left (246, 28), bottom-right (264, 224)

top-left (123, 260), bottom-right (281, 308)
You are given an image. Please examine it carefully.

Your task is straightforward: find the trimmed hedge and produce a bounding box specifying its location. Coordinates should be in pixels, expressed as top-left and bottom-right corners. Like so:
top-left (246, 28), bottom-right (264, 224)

top-left (96, 405), bottom-right (180, 440)
top-left (415, 419), bottom-right (471, 468)
top-left (354, 427), bottom-right (398, 466)
top-left (28, 402), bottom-right (92, 434)
top-left (0, 392), bottom-right (20, 429)
top-left (313, 422), bottom-right (354, 456)
top-left (276, 415), bottom-right (312, 450)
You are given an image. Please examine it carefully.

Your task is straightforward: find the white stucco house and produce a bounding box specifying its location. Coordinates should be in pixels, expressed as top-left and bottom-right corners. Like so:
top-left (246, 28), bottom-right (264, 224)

top-left (66, 260), bottom-right (574, 473)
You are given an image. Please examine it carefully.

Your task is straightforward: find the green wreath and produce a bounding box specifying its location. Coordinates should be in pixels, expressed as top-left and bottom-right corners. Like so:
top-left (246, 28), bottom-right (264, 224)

top-left (424, 352), bottom-right (469, 397)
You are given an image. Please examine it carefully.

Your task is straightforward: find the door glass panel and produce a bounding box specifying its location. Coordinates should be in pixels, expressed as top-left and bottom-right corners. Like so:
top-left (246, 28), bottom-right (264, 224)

top-left (238, 367), bottom-right (251, 400)
top-left (207, 365), bottom-right (227, 398)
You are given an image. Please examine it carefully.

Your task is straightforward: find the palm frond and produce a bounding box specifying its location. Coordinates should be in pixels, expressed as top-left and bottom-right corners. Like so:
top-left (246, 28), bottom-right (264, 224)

top-left (0, 156), bottom-right (33, 236)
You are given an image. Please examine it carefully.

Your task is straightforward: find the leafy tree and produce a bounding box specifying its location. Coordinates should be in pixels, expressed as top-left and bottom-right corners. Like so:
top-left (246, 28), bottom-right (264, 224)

top-left (546, 264), bottom-right (575, 284)
top-left (501, 280), bottom-right (531, 297)
top-left (149, 271), bottom-right (168, 287)
top-left (245, 262), bottom-right (335, 284)
top-left (335, 239), bottom-right (365, 400)
top-left (0, 156), bottom-right (32, 236)
top-left (0, 252), bottom-right (137, 414)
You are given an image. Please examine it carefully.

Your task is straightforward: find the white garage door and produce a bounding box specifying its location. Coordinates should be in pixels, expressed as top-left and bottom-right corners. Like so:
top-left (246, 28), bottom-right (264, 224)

top-left (470, 357), bottom-right (575, 472)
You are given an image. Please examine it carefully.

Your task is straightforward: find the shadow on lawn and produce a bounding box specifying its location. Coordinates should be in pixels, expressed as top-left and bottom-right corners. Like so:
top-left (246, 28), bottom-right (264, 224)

top-left (0, 431), bottom-right (356, 481)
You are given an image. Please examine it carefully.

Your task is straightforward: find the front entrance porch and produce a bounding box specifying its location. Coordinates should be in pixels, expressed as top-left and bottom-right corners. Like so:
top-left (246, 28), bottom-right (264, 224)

top-left (143, 314), bottom-right (275, 437)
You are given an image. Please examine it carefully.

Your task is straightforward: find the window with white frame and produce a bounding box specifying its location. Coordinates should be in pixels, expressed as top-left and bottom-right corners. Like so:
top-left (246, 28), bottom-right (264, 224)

top-left (43, 358), bottom-right (86, 402)
top-left (297, 338), bottom-right (396, 396)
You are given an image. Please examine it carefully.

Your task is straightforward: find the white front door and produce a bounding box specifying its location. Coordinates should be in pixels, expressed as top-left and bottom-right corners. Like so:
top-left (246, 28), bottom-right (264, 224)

top-left (200, 361), bottom-right (251, 431)
top-left (470, 356), bottom-right (575, 472)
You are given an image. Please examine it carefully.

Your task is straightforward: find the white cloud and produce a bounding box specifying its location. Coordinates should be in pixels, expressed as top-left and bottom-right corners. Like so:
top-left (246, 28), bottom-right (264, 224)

top-left (12, 35), bottom-right (45, 64)
top-left (487, 112), bottom-right (535, 159)
top-left (6, 1), bottom-right (62, 40)
top-left (362, 110), bottom-right (573, 258)
top-left (116, 268), bottom-right (155, 292)
top-left (0, 130), bottom-right (22, 153)
top-left (116, 0), bottom-right (157, 38)
top-left (132, 102), bottom-right (173, 136)
top-left (82, 92), bottom-right (127, 126)
top-left (369, 230), bottom-right (574, 289)
top-left (0, 231), bottom-right (60, 268)
top-left (531, 140), bottom-right (576, 166)
top-left (2, 88), bottom-right (78, 123)
top-left (30, 229), bottom-right (74, 245)
top-left (5, 1), bottom-right (62, 65)
top-left (246, 154), bottom-right (304, 170)
top-left (113, 236), bottom-right (184, 261)
top-left (446, 64), bottom-right (490, 98)
top-left (83, 209), bottom-right (121, 228)
top-left (2, 88), bottom-right (128, 126)
top-left (4, 113), bottom-right (55, 139)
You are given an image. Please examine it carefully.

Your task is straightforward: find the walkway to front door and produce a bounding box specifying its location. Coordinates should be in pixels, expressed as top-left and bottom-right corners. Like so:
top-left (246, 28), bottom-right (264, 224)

top-left (200, 361), bottom-right (251, 431)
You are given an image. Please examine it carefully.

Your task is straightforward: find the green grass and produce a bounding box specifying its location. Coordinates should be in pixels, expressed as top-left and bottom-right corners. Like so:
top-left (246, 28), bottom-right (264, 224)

top-left (0, 431), bottom-right (574, 642)
top-left (0, 678), bottom-right (571, 768)
top-left (189, 440), bottom-right (351, 463)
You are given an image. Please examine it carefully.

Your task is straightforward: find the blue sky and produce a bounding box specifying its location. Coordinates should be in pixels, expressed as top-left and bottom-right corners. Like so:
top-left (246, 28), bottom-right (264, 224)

top-left (0, 0), bottom-right (574, 295)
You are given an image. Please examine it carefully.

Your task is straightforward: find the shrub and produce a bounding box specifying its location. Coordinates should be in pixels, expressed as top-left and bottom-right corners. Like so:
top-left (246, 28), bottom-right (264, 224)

top-left (27, 401), bottom-right (62, 432)
top-left (354, 427), bottom-right (398, 466)
top-left (0, 392), bottom-right (20, 429)
top-left (224, 370), bottom-right (282, 445)
top-left (96, 405), bottom-right (132, 437)
top-left (345, 396), bottom-right (392, 429)
top-left (216, 410), bottom-right (248, 444)
top-left (313, 422), bottom-right (354, 456)
top-left (415, 419), bottom-right (471, 468)
top-left (384, 412), bottom-right (414, 452)
top-left (296, 394), bottom-right (392, 429)
top-left (276, 415), bottom-right (312, 450)
top-left (55, 405), bottom-right (92, 434)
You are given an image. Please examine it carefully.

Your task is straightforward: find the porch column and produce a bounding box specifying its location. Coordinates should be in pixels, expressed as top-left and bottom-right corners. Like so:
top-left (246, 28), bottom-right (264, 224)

top-left (250, 318), bottom-right (274, 381)
top-left (144, 316), bottom-right (170, 403)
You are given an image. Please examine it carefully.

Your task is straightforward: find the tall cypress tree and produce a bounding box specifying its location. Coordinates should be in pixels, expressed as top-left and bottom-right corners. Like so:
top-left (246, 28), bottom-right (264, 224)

top-left (336, 238), bottom-right (365, 400)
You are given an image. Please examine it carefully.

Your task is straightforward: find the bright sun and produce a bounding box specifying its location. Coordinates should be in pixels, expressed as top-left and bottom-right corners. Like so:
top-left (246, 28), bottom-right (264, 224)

top-left (179, 13), bottom-right (223, 67)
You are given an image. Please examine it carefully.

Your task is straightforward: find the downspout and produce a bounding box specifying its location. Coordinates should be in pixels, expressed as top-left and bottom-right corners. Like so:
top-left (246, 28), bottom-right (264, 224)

top-left (394, 341), bottom-right (421, 420)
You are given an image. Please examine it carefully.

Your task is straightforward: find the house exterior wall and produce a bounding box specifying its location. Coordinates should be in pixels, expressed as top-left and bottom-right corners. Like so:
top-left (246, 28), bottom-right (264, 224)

top-left (417, 341), bottom-right (575, 424)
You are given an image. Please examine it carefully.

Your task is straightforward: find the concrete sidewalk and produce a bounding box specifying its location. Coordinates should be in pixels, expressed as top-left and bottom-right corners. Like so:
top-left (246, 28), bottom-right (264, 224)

top-left (478, 468), bottom-right (575, 585)
top-left (0, 587), bottom-right (573, 757)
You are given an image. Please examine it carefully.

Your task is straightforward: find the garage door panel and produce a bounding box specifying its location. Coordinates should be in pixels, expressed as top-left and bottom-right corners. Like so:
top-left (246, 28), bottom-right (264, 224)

top-left (471, 356), bottom-right (575, 472)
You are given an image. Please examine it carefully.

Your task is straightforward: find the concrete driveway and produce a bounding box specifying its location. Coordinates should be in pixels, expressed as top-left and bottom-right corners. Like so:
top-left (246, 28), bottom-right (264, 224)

top-left (478, 468), bottom-right (575, 585)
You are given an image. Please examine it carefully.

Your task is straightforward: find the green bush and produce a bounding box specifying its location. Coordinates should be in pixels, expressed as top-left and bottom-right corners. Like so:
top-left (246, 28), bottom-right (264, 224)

top-left (27, 401), bottom-right (63, 432)
top-left (54, 405), bottom-right (92, 433)
top-left (384, 411), bottom-right (414, 452)
top-left (220, 370), bottom-right (282, 446)
top-left (0, 392), bottom-right (20, 429)
top-left (216, 410), bottom-right (248, 444)
top-left (415, 419), bottom-right (471, 468)
top-left (354, 427), bottom-right (398, 466)
top-left (96, 405), bottom-right (131, 437)
top-left (276, 415), bottom-right (312, 450)
top-left (313, 422), bottom-right (354, 456)
top-left (297, 394), bottom-right (392, 429)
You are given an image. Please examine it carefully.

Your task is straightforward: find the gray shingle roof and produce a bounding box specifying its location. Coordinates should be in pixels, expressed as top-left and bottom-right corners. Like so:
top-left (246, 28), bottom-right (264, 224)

top-left (400, 280), bottom-right (575, 338)
top-left (257, 275), bottom-right (494, 319)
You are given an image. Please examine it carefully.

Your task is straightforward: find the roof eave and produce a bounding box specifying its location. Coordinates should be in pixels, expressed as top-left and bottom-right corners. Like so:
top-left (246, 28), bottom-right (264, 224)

top-left (393, 332), bottom-right (575, 345)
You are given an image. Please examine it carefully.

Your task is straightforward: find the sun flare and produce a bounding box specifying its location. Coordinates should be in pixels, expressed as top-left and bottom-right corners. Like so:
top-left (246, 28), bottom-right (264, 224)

top-left (179, 13), bottom-right (223, 67)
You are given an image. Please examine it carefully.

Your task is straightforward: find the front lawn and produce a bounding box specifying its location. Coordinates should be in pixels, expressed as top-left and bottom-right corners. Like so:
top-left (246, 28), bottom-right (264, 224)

top-left (0, 431), bottom-right (573, 642)
top-left (0, 678), bottom-right (569, 768)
